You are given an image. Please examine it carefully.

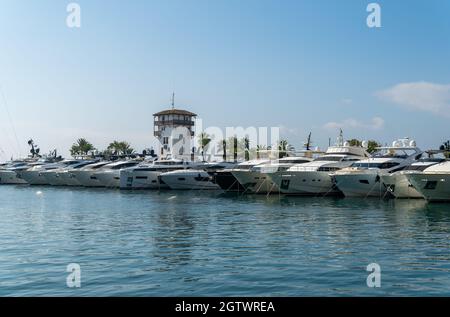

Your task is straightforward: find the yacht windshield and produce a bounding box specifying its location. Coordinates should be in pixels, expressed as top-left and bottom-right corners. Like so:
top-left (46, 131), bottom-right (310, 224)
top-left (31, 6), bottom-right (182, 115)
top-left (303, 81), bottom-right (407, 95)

top-left (313, 156), bottom-right (343, 162)
top-left (351, 162), bottom-right (400, 169)
top-left (156, 161), bottom-right (183, 166)
top-left (278, 159), bottom-right (310, 164)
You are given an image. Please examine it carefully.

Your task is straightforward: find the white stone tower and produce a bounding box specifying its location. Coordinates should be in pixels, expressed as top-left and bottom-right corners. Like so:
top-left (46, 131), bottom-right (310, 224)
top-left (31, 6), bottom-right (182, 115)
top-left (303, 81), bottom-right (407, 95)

top-left (153, 94), bottom-right (197, 161)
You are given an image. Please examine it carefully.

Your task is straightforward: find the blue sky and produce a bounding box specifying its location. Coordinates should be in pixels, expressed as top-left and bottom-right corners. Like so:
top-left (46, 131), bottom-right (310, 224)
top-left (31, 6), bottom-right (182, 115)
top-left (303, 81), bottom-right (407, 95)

top-left (0, 0), bottom-right (449, 159)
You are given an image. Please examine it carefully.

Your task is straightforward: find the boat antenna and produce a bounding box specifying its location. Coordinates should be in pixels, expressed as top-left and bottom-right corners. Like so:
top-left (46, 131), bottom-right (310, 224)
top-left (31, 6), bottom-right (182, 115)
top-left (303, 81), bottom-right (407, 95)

top-left (171, 92), bottom-right (175, 110)
top-left (337, 129), bottom-right (344, 146)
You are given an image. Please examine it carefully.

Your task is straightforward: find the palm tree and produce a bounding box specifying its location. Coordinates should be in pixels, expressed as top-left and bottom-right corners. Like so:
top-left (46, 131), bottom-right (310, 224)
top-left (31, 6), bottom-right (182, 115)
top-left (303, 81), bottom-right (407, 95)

top-left (120, 141), bottom-right (134, 155)
top-left (244, 137), bottom-right (250, 161)
top-left (198, 132), bottom-right (211, 162)
top-left (347, 139), bottom-right (362, 147)
top-left (107, 141), bottom-right (134, 156)
top-left (277, 139), bottom-right (289, 158)
top-left (233, 136), bottom-right (239, 162)
top-left (367, 140), bottom-right (381, 154)
top-left (221, 139), bottom-right (227, 161)
top-left (440, 140), bottom-right (450, 158)
top-left (256, 145), bottom-right (267, 159)
top-left (70, 138), bottom-right (95, 157)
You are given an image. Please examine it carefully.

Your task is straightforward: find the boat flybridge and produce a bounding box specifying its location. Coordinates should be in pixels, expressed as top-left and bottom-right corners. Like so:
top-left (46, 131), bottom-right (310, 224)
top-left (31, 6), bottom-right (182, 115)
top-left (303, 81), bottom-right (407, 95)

top-left (333, 138), bottom-right (423, 198)
top-left (381, 150), bottom-right (447, 199)
top-left (231, 150), bottom-right (324, 194)
top-left (267, 134), bottom-right (370, 196)
top-left (119, 158), bottom-right (203, 190)
top-left (405, 160), bottom-right (450, 202)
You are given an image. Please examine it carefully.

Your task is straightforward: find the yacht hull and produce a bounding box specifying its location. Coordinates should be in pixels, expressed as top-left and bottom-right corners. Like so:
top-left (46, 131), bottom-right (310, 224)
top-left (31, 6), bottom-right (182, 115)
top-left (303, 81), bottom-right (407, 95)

top-left (212, 171), bottom-right (245, 192)
top-left (59, 171), bottom-right (82, 186)
top-left (407, 173), bottom-right (450, 202)
top-left (94, 171), bottom-right (121, 188)
top-left (231, 170), bottom-right (279, 194)
top-left (0, 170), bottom-right (28, 184)
top-left (270, 171), bottom-right (340, 196)
top-left (119, 170), bottom-right (169, 190)
top-left (334, 173), bottom-right (389, 198)
top-left (72, 170), bottom-right (103, 187)
top-left (42, 171), bottom-right (67, 186)
top-left (20, 170), bottom-right (50, 185)
top-left (381, 173), bottom-right (424, 199)
top-left (159, 170), bottom-right (220, 190)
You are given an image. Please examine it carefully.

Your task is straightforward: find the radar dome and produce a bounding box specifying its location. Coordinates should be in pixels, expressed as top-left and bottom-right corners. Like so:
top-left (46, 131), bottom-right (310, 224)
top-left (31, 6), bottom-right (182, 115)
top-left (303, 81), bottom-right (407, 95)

top-left (409, 140), bottom-right (416, 147)
top-left (393, 140), bottom-right (402, 147)
top-left (362, 140), bottom-right (369, 148)
top-left (343, 141), bottom-right (350, 147)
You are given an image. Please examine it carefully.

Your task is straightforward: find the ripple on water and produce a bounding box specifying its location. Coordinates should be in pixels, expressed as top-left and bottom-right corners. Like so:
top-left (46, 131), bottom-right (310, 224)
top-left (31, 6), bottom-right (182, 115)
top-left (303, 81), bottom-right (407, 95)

top-left (1, 186), bottom-right (450, 296)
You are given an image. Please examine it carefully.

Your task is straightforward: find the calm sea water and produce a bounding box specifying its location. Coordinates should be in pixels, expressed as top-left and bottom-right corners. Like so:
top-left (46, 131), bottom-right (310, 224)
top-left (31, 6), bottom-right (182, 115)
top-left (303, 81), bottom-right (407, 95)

top-left (1, 185), bottom-right (450, 296)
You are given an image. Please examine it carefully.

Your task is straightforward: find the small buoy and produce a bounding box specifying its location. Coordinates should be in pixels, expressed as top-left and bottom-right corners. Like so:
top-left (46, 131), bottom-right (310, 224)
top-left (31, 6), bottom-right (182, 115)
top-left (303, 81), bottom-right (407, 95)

top-left (36, 191), bottom-right (43, 196)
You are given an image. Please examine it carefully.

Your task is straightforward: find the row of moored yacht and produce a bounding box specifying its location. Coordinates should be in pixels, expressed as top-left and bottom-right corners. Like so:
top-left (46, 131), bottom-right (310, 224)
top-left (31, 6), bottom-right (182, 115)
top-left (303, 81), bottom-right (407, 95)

top-left (211, 136), bottom-right (450, 202)
top-left (1, 137), bottom-right (449, 202)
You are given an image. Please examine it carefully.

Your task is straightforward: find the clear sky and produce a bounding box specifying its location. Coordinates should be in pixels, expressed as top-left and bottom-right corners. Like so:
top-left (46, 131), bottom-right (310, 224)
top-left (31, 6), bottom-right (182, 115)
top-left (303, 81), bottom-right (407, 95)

top-left (0, 0), bottom-right (449, 160)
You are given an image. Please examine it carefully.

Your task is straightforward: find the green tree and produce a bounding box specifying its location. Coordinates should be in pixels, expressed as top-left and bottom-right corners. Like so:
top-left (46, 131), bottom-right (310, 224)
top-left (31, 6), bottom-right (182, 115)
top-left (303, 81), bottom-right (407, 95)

top-left (277, 139), bottom-right (289, 158)
top-left (347, 139), bottom-right (362, 147)
top-left (440, 140), bottom-right (450, 158)
top-left (233, 136), bottom-right (238, 162)
top-left (244, 137), bottom-right (250, 161)
top-left (367, 140), bottom-right (381, 154)
top-left (107, 141), bottom-right (134, 155)
top-left (70, 138), bottom-right (95, 157)
top-left (256, 145), bottom-right (267, 159)
top-left (222, 139), bottom-right (227, 161)
top-left (198, 132), bottom-right (211, 162)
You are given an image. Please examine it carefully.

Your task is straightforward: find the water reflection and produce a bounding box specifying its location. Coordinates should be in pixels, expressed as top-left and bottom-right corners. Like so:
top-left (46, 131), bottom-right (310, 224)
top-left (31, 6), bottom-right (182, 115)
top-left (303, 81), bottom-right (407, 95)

top-left (2, 186), bottom-right (450, 296)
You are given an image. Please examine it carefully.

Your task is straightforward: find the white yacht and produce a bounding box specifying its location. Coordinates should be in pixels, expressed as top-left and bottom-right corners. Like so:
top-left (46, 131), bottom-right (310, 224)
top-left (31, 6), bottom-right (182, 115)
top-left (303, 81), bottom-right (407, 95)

top-left (231, 156), bottom-right (315, 194)
top-left (381, 151), bottom-right (446, 199)
top-left (119, 159), bottom-right (197, 190)
top-left (333, 139), bottom-right (423, 198)
top-left (406, 161), bottom-right (450, 202)
top-left (20, 160), bottom-right (79, 185)
top-left (93, 160), bottom-right (140, 188)
top-left (0, 161), bottom-right (31, 184)
top-left (267, 134), bottom-right (370, 196)
top-left (41, 160), bottom-right (98, 186)
top-left (70, 161), bottom-right (113, 187)
top-left (159, 162), bottom-right (235, 190)
top-left (213, 159), bottom-right (271, 192)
